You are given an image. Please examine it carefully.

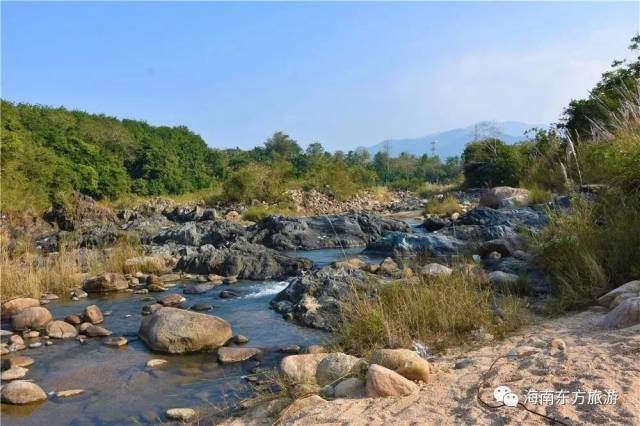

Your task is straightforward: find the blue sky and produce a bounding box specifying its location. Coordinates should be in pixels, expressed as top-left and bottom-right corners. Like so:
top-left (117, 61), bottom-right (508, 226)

top-left (2, 2), bottom-right (638, 151)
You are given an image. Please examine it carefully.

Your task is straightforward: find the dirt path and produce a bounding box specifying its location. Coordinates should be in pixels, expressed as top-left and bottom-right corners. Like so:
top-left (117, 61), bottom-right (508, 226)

top-left (274, 307), bottom-right (640, 425)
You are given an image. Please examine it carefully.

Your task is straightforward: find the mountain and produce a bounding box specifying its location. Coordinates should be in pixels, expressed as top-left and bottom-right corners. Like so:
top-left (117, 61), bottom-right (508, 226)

top-left (367, 120), bottom-right (546, 159)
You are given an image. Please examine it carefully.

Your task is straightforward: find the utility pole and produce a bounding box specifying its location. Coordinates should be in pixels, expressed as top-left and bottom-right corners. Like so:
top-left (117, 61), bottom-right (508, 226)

top-left (431, 140), bottom-right (437, 157)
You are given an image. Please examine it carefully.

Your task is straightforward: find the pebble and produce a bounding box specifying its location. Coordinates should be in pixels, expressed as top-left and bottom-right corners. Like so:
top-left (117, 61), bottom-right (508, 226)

top-left (279, 345), bottom-right (301, 354)
top-left (23, 330), bottom-right (40, 338)
top-left (146, 359), bottom-right (168, 368)
top-left (232, 335), bottom-right (249, 344)
top-left (28, 342), bottom-right (42, 349)
top-left (45, 341), bottom-right (53, 346)
top-left (103, 336), bottom-right (128, 347)
top-left (166, 408), bottom-right (197, 422)
top-left (56, 389), bottom-right (84, 398)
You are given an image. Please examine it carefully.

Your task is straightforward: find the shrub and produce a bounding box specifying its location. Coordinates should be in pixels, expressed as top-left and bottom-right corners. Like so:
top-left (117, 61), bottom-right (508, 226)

top-left (242, 204), bottom-right (297, 222)
top-left (423, 195), bottom-right (461, 216)
top-left (526, 185), bottom-right (553, 205)
top-left (462, 138), bottom-right (524, 187)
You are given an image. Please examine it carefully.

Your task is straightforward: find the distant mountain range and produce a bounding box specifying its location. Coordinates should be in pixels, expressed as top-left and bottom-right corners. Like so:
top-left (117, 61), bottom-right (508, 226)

top-left (366, 120), bottom-right (547, 159)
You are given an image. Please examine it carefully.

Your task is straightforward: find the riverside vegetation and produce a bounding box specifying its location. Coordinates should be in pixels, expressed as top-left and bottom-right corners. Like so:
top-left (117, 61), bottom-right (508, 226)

top-left (0, 37), bottom-right (639, 425)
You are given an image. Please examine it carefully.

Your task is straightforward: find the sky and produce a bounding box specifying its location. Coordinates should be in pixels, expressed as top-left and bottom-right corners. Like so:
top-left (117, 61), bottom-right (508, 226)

top-left (2, 2), bottom-right (639, 151)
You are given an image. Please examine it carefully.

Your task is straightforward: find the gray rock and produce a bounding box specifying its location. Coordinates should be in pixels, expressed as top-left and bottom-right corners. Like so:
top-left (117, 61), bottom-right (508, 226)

top-left (364, 232), bottom-right (466, 258)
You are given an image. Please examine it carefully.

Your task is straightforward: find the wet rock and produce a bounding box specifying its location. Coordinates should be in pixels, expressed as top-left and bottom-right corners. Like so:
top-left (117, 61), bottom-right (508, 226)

top-left (138, 307), bottom-right (232, 354)
top-left (146, 274), bottom-right (161, 285)
top-left (316, 353), bottom-right (367, 386)
top-left (146, 359), bottom-right (168, 368)
top-left (207, 274), bottom-right (224, 283)
top-left (232, 335), bottom-right (249, 344)
top-left (160, 273), bottom-right (182, 283)
top-left (370, 349), bottom-right (431, 382)
top-left (85, 325), bottom-right (112, 337)
top-left (70, 288), bottom-right (88, 299)
top-left (184, 283), bottom-right (216, 294)
top-left (46, 321), bottom-right (78, 339)
top-left (479, 187), bottom-right (530, 209)
top-left (0, 330), bottom-right (13, 337)
top-left (219, 290), bottom-right (238, 299)
top-left (365, 232), bottom-right (466, 258)
top-left (159, 294), bottom-right (186, 307)
top-left (601, 297), bottom-right (640, 329)
top-left (421, 263), bottom-right (452, 278)
top-left (79, 322), bottom-right (92, 333)
top-left (133, 289), bottom-right (149, 295)
top-left (148, 284), bottom-right (167, 293)
top-left (1, 367), bottom-right (29, 381)
top-left (65, 315), bottom-right (82, 326)
top-left (223, 275), bottom-right (238, 284)
top-left (12, 307), bottom-right (53, 331)
top-left (104, 336), bottom-right (128, 347)
top-left (280, 354), bottom-right (328, 385)
top-left (10, 335), bottom-right (25, 346)
top-left (28, 342), bottom-right (42, 349)
top-left (83, 305), bottom-right (104, 324)
top-left (419, 216), bottom-right (451, 232)
top-left (166, 408), bottom-right (197, 422)
top-left (3, 355), bottom-right (34, 369)
top-left (334, 377), bottom-right (366, 398)
top-left (1, 298), bottom-right (40, 320)
top-left (1, 380), bottom-right (47, 405)
top-left (190, 303), bottom-right (213, 312)
top-left (279, 345), bottom-right (301, 354)
top-left (83, 273), bottom-right (128, 293)
top-left (142, 304), bottom-right (163, 315)
top-left (56, 389), bottom-right (84, 398)
top-left (365, 364), bottom-right (419, 397)
top-left (217, 347), bottom-right (262, 364)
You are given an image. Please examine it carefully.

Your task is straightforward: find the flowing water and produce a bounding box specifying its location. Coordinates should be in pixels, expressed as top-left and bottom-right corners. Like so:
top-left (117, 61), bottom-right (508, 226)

top-left (1, 248), bottom-right (380, 425)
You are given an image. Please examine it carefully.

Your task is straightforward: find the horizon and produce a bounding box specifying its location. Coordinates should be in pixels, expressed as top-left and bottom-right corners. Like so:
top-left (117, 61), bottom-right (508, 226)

top-left (2, 2), bottom-right (638, 151)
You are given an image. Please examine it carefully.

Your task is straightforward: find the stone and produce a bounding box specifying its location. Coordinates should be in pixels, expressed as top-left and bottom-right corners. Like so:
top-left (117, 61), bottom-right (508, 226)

top-left (190, 303), bottom-right (213, 312)
top-left (23, 331), bottom-right (39, 338)
top-left (65, 315), bottom-right (82, 325)
top-left (160, 273), bottom-right (182, 283)
top-left (334, 377), bottom-right (366, 398)
top-left (550, 338), bottom-right (567, 351)
top-left (421, 263), bottom-right (452, 278)
top-left (279, 395), bottom-right (325, 421)
top-left (365, 364), bottom-right (419, 397)
top-left (159, 294), bottom-right (186, 307)
top-left (40, 293), bottom-right (58, 301)
top-left (207, 274), bottom-right (224, 283)
top-left (138, 307), bottom-right (232, 354)
top-left (85, 325), bottom-right (112, 337)
top-left (0, 330), bottom-right (12, 337)
top-left (46, 320), bottom-right (78, 339)
top-left (370, 349), bottom-right (431, 383)
top-left (1, 380), bottom-right (47, 405)
top-left (146, 274), bottom-right (161, 285)
top-left (315, 353), bottom-right (367, 386)
top-left (10, 335), bottom-right (25, 346)
top-left (479, 186), bottom-right (530, 209)
top-left (1, 298), bottom-right (40, 320)
top-left (56, 389), bottom-right (84, 398)
top-left (3, 355), bottom-right (34, 369)
top-left (147, 284), bottom-right (167, 293)
top-left (28, 342), bottom-right (42, 349)
top-left (223, 275), bottom-right (239, 284)
top-left (219, 290), bottom-right (238, 299)
top-left (104, 336), bottom-right (128, 347)
top-left (217, 347), bottom-right (262, 364)
top-left (597, 280), bottom-right (640, 309)
top-left (280, 354), bottom-right (328, 385)
top-left (378, 257), bottom-right (402, 277)
top-left (83, 273), bottom-right (128, 293)
top-left (142, 304), bottom-right (163, 315)
top-left (232, 335), bottom-right (249, 344)
top-left (279, 345), bottom-right (301, 354)
top-left (184, 283), bottom-right (216, 294)
top-left (166, 408), bottom-right (197, 422)
top-left (601, 297), bottom-right (640, 329)
top-left (70, 288), bottom-right (88, 298)
top-left (488, 251), bottom-right (502, 260)
top-left (79, 322), bottom-right (92, 333)
top-left (12, 307), bottom-right (53, 331)
top-left (83, 305), bottom-right (104, 324)
top-left (479, 238), bottom-right (518, 258)
top-left (146, 359), bottom-right (168, 368)
top-left (1, 367), bottom-right (29, 381)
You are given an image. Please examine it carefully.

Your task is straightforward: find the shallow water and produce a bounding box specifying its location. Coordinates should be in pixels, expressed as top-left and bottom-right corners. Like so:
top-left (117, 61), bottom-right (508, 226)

top-left (1, 248), bottom-right (377, 425)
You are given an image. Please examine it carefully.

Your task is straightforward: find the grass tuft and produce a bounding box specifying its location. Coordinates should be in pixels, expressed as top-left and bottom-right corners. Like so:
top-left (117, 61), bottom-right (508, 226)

top-left (423, 195), bottom-right (461, 216)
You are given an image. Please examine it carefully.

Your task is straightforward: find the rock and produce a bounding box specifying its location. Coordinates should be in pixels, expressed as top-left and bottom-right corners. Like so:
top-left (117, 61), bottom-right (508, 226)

top-left (1, 367), bottom-right (29, 381)
top-left (279, 345), bottom-right (301, 354)
top-left (148, 284), bottom-right (167, 292)
top-left (365, 364), bottom-right (419, 397)
top-left (0, 330), bottom-right (12, 336)
top-left (550, 338), bottom-right (567, 351)
top-left (79, 322), bottom-right (92, 333)
top-left (454, 358), bottom-right (474, 369)
top-left (249, 213), bottom-right (410, 250)
top-left (28, 342), bottom-right (42, 349)
top-left (479, 238), bottom-right (519, 258)
top-left (217, 347), bottom-right (262, 364)
top-left (10, 335), bottom-right (25, 346)
top-left (83, 273), bottom-right (128, 293)
top-left (315, 353), bottom-right (367, 386)
top-left (3, 356), bottom-right (34, 369)
top-left (138, 307), bottom-right (232, 354)
top-left (83, 305), bottom-right (104, 324)
top-left (601, 297), bottom-right (640, 329)
top-left (279, 395), bottom-right (326, 421)
top-left (419, 216), bottom-right (451, 232)
top-left (70, 288), bottom-right (88, 299)
top-left (597, 280), bottom-right (640, 309)
top-left (219, 290), bottom-right (238, 299)
top-left (133, 289), bottom-right (149, 295)
top-left (146, 274), bottom-right (161, 285)
top-left (146, 359), bottom-right (168, 368)
top-left (46, 321), bottom-right (78, 339)
top-left (65, 314), bottom-right (82, 325)
top-left (489, 271), bottom-right (520, 291)
top-left (103, 336), bottom-right (128, 347)
top-left (479, 187), bottom-right (530, 209)
top-left (159, 294), bottom-right (186, 307)
top-left (365, 232), bottom-right (466, 258)
top-left (142, 304), bottom-right (163, 315)
top-left (190, 303), bottom-right (213, 312)
top-left (421, 263), bottom-right (452, 278)
top-left (370, 349), bottom-right (431, 383)
top-left (40, 293), bottom-right (58, 301)
top-left (1, 298), bottom-right (40, 320)
top-left (85, 325), bottom-right (112, 337)
top-left (334, 378), bottom-right (366, 398)
top-left (154, 220), bottom-right (246, 246)
top-left (23, 330), bottom-right (39, 338)
top-left (1, 380), bottom-right (47, 405)
top-left (223, 275), bottom-right (239, 284)
top-left (160, 273), bottom-right (182, 283)
top-left (232, 335), bottom-right (249, 344)
top-left (280, 354), bottom-right (328, 385)
top-left (12, 307), bottom-right (53, 331)
top-left (378, 257), bottom-right (402, 278)
top-left (184, 283), bottom-right (216, 294)
top-left (56, 389), bottom-right (84, 398)
top-left (488, 251), bottom-right (502, 260)
top-left (166, 408), bottom-right (197, 422)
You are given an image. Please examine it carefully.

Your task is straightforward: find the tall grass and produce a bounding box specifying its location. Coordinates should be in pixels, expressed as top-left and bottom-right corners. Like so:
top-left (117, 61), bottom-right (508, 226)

top-left (332, 272), bottom-right (526, 356)
top-left (423, 195), bottom-right (461, 216)
top-left (1, 234), bottom-right (143, 299)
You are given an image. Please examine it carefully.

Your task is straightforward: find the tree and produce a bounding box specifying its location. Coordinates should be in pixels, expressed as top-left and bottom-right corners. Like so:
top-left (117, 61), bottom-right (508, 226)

top-left (264, 131), bottom-right (302, 160)
top-left (462, 138), bottom-right (524, 187)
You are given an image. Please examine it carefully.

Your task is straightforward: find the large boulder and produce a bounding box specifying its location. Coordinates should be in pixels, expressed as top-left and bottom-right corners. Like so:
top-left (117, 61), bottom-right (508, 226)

top-left (280, 354), bottom-right (329, 385)
top-left (370, 349), bottom-right (431, 383)
top-left (1, 298), bottom-right (40, 320)
top-left (83, 305), bottom-right (104, 324)
top-left (249, 213), bottom-right (410, 250)
top-left (479, 187), bottom-right (530, 209)
top-left (1, 380), bottom-right (47, 405)
top-left (46, 320), bottom-right (78, 339)
top-left (315, 353), bottom-right (367, 386)
top-left (364, 232), bottom-right (466, 258)
top-left (365, 364), bottom-right (419, 397)
top-left (153, 220), bottom-right (247, 247)
top-left (83, 273), bottom-right (128, 293)
top-left (598, 280), bottom-right (640, 309)
top-left (601, 297), bottom-right (640, 329)
top-left (12, 307), bottom-right (53, 331)
top-left (177, 240), bottom-right (312, 280)
top-left (138, 307), bottom-right (232, 354)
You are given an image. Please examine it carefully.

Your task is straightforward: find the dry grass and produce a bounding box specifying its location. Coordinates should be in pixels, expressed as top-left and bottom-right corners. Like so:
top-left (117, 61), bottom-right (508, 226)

top-left (423, 195), bottom-right (461, 217)
top-left (417, 181), bottom-right (462, 199)
top-left (1, 234), bottom-right (143, 299)
top-left (331, 271), bottom-right (527, 356)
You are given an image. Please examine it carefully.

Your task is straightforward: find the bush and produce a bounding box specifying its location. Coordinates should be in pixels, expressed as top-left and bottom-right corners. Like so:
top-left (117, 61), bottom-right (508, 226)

top-left (331, 272), bottom-right (526, 355)
top-left (242, 204), bottom-right (297, 222)
top-left (462, 138), bottom-right (524, 187)
top-left (423, 195), bottom-right (461, 216)
top-left (526, 185), bottom-right (553, 205)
